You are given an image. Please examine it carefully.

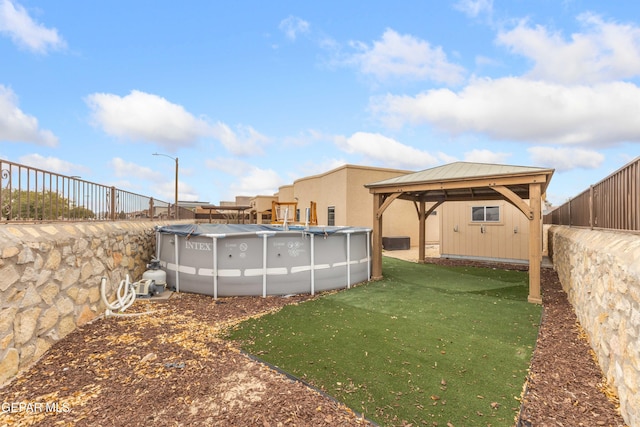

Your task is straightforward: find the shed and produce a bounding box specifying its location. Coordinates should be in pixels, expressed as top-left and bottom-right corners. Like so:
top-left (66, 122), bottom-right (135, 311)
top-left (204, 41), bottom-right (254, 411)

top-left (365, 162), bottom-right (554, 304)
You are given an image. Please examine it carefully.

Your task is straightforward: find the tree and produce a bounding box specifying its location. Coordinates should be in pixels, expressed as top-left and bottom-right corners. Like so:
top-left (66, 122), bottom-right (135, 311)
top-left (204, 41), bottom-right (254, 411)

top-left (1, 189), bottom-right (95, 221)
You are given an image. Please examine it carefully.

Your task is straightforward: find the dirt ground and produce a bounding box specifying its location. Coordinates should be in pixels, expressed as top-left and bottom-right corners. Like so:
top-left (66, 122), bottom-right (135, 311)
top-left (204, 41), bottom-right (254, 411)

top-left (0, 256), bottom-right (627, 427)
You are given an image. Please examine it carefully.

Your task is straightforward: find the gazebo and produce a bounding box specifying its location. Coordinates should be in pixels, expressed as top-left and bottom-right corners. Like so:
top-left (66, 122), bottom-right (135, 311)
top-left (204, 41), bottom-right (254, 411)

top-left (364, 162), bottom-right (554, 304)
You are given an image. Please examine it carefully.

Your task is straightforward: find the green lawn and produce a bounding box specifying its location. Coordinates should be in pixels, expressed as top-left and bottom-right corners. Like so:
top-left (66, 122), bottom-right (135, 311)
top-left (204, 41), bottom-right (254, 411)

top-left (226, 257), bottom-right (541, 426)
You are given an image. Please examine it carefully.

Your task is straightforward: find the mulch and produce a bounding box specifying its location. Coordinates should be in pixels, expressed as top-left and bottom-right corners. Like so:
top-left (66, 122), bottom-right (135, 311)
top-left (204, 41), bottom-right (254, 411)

top-left (0, 259), bottom-right (627, 426)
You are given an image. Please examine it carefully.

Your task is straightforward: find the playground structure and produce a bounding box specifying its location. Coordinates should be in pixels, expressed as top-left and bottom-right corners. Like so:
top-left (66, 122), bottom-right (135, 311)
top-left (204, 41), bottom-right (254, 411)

top-left (271, 201), bottom-right (317, 226)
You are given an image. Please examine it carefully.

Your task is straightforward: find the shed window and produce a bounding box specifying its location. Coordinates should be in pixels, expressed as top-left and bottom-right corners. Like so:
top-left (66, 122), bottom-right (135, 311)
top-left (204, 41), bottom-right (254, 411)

top-left (471, 206), bottom-right (500, 222)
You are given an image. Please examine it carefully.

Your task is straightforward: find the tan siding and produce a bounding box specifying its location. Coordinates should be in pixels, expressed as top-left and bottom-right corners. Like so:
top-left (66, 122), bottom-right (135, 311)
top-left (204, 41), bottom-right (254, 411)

top-left (277, 185), bottom-right (294, 202)
top-left (292, 167), bottom-right (349, 226)
top-left (441, 201), bottom-right (529, 261)
top-left (251, 196), bottom-right (276, 212)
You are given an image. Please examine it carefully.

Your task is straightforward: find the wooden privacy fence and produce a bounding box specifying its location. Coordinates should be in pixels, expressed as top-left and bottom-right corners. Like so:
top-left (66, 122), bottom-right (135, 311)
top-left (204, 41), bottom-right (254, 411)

top-left (544, 157), bottom-right (640, 231)
top-left (0, 159), bottom-right (193, 223)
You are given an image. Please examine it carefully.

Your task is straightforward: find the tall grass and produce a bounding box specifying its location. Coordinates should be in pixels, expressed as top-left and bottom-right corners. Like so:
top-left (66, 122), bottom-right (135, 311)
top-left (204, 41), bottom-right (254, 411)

top-left (227, 257), bottom-right (541, 426)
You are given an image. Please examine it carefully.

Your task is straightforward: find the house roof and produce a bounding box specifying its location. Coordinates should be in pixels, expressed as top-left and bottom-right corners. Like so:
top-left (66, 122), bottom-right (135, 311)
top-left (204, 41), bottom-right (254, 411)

top-left (291, 163), bottom-right (411, 186)
top-left (365, 161), bottom-right (554, 202)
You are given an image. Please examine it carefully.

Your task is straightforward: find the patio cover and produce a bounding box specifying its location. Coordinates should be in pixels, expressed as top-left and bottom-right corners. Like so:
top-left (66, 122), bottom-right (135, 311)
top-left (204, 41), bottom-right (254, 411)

top-left (365, 161), bottom-right (554, 304)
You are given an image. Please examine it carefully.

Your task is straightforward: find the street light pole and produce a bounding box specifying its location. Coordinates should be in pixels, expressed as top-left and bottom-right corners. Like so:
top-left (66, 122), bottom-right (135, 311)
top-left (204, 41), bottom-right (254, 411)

top-left (152, 153), bottom-right (179, 220)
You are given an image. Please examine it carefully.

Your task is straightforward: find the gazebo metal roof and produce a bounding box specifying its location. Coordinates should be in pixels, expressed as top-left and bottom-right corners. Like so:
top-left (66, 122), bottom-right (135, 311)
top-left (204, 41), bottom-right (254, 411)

top-left (365, 161), bottom-right (553, 202)
top-left (367, 162), bottom-right (552, 185)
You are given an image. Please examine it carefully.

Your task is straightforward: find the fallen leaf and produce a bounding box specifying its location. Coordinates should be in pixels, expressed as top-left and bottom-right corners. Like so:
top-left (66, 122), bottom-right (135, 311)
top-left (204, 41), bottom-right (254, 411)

top-left (140, 352), bottom-right (157, 363)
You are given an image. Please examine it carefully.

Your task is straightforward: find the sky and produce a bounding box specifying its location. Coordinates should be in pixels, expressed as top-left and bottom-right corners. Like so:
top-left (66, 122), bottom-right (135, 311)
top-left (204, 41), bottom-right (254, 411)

top-left (0, 0), bottom-right (639, 208)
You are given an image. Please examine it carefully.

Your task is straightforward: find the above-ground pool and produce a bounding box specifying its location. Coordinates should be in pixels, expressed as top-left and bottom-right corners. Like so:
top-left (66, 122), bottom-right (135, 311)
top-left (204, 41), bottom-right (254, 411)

top-left (155, 224), bottom-right (372, 298)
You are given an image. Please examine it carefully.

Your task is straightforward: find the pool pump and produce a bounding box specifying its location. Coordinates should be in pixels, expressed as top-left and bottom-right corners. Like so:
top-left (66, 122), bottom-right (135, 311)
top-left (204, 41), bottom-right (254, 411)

top-left (134, 259), bottom-right (167, 297)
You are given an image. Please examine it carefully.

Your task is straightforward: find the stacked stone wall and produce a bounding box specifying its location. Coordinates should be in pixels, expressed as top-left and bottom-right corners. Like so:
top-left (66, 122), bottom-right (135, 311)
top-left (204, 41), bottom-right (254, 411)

top-left (0, 221), bottom-right (175, 386)
top-left (549, 225), bottom-right (640, 427)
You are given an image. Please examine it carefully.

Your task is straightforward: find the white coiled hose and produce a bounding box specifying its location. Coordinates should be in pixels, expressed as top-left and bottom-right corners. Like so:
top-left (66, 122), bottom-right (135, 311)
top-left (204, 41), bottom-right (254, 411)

top-left (100, 275), bottom-right (137, 316)
top-left (100, 275), bottom-right (157, 318)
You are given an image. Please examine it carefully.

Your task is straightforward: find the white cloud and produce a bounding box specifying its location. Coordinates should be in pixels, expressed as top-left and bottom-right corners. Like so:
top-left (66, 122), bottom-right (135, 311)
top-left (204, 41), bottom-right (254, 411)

top-left (110, 157), bottom-right (165, 181)
top-left (85, 90), bottom-right (212, 149)
top-left (108, 179), bottom-right (137, 191)
top-left (86, 90), bottom-right (269, 155)
top-left (210, 122), bottom-right (270, 156)
top-left (371, 77), bottom-right (640, 146)
top-left (497, 13), bottom-right (640, 84)
top-left (347, 29), bottom-right (465, 85)
top-left (454, 0), bottom-right (493, 19)
top-left (475, 54), bottom-right (501, 68)
top-left (463, 149), bottom-right (510, 164)
top-left (109, 157), bottom-right (199, 201)
top-left (296, 158), bottom-right (347, 177)
top-left (0, 85), bottom-right (58, 146)
top-left (159, 180), bottom-right (199, 202)
top-left (279, 16), bottom-right (309, 41)
top-left (18, 153), bottom-right (85, 174)
top-left (205, 157), bottom-right (248, 176)
top-left (282, 129), bottom-right (327, 147)
top-left (140, 180), bottom-right (199, 203)
top-left (205, 157), bottom-right (284, 197)
top-left (335, 132), bottom-right (439, 169)
top-left (231, 167), bottom-right (283, 196)
top-left (0, 0), bottom-right (66, 54)
top-left (527, 146), bottom-right (604, 171)
top-left (438, 151), bottom-right (459, 164)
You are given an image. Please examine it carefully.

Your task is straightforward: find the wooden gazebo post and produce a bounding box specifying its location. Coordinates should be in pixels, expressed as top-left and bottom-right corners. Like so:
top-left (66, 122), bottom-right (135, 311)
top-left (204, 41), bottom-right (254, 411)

top-left (527, 182), bottom-right (543, 304)
top-left (372, 193), bottom-right (384, 280)
top-left (418, 200), bottom-right (426, 263)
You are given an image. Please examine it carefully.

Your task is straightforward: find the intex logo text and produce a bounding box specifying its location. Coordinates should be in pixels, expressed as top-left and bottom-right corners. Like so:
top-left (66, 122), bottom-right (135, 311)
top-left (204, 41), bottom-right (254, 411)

top-left (185, 241), bottom-right (212, 251)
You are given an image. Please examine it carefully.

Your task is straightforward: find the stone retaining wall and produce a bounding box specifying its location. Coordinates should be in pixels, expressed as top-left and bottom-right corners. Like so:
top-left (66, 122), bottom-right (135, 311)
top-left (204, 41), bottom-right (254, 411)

top-left (0, 221), bottom-right (176, 386)
top-left (549, 226), bottom-right (640, 427)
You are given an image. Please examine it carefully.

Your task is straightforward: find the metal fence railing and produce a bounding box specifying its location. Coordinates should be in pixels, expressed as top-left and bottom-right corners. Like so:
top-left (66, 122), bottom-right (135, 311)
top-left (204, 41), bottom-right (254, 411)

top-left (544, 156), bottom-right (640, 231)
top-left (0, 159), bottom-right (194, 223)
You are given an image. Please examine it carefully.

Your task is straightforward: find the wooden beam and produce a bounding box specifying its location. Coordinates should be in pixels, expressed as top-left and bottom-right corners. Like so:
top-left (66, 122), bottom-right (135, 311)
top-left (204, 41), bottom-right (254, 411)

top-left (417, 200), bottom-right (442, 263)
top-left (425, 200), bottom-right (443, 217)
top-left (368, 174), bottom-right (550, 194)
top-left (491, 185), bottom-right (533, 219)
top-left (397, 193), bottom-right (528, 203)
top-left (372, 193), bottom-right (384, 280)
top-left (412, 200), bottom-right (420, 217)
top-left (528, 182), bottom-right (542, 304)
top-left (376, 192), bottom-right (402, 218)
top-left (418, 200), bottom-right (426, 263)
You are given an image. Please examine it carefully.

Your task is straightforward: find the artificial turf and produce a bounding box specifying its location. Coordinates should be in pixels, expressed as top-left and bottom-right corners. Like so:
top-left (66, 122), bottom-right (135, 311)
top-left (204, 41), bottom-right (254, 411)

top-left (226, 257), bottom-right (542, 426)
